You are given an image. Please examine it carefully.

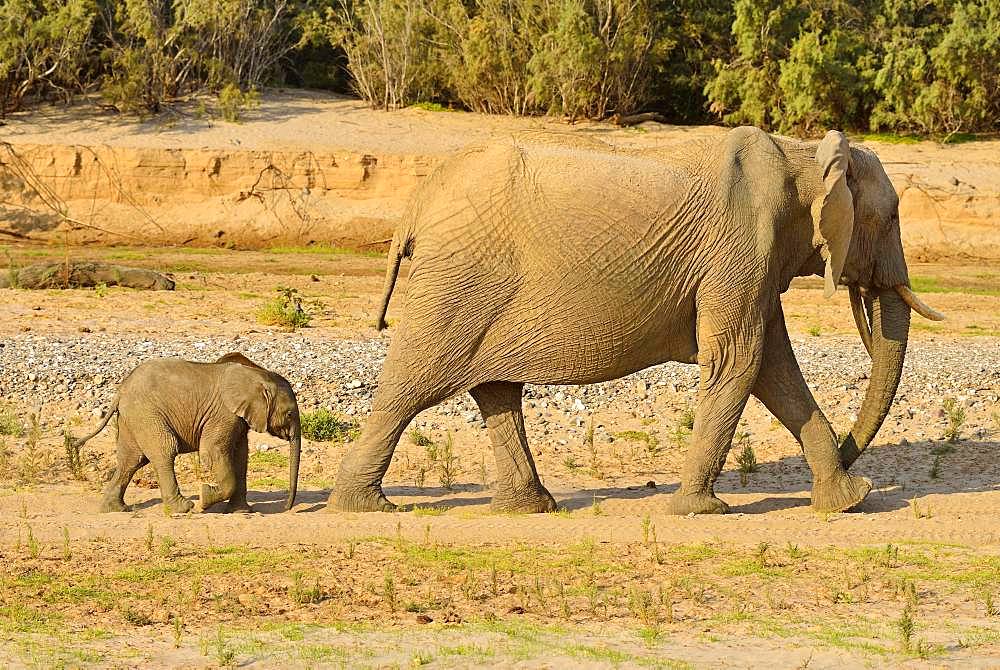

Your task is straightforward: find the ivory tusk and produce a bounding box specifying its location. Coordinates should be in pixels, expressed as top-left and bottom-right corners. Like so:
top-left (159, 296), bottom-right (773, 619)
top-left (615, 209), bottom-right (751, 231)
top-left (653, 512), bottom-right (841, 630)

top-left (849, 284), bottom-right (873, 357)
top-left (895, 285), bottom-right (946, 321)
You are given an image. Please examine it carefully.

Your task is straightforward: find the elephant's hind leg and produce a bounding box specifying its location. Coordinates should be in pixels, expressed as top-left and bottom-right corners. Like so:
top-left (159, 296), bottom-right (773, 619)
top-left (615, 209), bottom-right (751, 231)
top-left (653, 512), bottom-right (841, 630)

top-left (328, 370), bottom-right (459, 512)
top-left (470, 382), bottom-right (556, 513)
top-left (100, 445), bottom-right (148, 513)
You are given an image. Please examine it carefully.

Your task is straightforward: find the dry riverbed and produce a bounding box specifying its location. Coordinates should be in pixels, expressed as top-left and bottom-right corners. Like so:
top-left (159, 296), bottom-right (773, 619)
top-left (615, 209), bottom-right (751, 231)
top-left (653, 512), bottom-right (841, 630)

top-left (1, 244), bottom-right (998, 668)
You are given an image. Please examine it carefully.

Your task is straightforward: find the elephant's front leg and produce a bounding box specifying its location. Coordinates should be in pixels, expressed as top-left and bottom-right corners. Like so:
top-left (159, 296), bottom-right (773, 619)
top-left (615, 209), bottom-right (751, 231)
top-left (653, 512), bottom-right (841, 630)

top-left (668, 308), bottom-right (764, 515)
top-left (751, 310), bottom-right (872, 512)
top-left (226, 434), bottom-right (252, 512)
top-left (470, 382), bottom-right (556, 513)
top-left (199, 432), bottom-right (242, 512)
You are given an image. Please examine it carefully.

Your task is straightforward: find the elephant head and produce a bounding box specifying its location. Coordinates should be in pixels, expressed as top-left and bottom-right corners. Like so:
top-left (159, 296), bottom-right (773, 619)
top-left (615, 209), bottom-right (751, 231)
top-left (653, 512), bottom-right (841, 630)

top-left (807, 130), bottom-right (944, 468)
top-left (219, 356), bottom-right (301, 510)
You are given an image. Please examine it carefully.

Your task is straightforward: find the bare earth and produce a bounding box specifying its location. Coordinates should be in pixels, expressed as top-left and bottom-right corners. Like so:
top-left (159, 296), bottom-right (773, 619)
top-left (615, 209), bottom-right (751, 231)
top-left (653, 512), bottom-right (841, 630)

top-left (1, 95), bottom-right (999, 668)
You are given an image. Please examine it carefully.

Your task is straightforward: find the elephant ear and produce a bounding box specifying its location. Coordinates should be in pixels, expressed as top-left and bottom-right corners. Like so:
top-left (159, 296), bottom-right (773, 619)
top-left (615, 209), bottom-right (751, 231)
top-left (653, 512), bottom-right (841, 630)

top-left (220, 364), bottom-right (271, 433)
top-left (811, 130), bottom-right (854, 298)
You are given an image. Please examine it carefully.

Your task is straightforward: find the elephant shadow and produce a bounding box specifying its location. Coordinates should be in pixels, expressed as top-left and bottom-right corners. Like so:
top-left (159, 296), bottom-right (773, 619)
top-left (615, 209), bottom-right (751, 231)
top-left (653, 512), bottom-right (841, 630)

top-left (705, 437), bottom-right (1000, 514)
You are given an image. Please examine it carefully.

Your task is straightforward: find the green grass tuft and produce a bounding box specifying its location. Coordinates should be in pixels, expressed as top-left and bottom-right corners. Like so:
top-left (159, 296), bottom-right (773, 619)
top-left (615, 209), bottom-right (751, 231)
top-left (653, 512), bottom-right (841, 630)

top-left (300, 409), bottom-right (358, 442)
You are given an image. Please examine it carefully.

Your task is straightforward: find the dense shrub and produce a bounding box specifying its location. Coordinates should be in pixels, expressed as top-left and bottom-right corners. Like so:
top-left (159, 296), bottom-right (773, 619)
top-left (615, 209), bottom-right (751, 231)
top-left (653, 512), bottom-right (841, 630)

top-left (0, 0), bottom-right (99, 116)
top-left (2, 0), bottom-right (998, 133)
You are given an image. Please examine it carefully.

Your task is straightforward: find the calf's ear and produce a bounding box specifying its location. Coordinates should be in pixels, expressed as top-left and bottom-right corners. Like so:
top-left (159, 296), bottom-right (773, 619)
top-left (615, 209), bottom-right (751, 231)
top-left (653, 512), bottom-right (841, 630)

top-left (220, 365), bottom-right (270, 433)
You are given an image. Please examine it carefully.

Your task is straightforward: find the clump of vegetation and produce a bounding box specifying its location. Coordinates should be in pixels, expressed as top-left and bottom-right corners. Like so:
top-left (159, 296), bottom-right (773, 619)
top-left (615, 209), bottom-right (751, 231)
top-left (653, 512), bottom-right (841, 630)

top-left (733, 428), bottom-right (758, 486)
top-left (0, 403), bottom-right (22, 437)
top-left (63, 428), bottom-right (85, 480)
top-left (256, 287), bottom-right (313, 330)
top-left (218, 83), bottom-right (260, 122)
top-left (941, 397), bottom-right (966, 443)
top-left (300, 409), bottom-right (358, 442)
top-left (615, 430), bottom-right (659, 455)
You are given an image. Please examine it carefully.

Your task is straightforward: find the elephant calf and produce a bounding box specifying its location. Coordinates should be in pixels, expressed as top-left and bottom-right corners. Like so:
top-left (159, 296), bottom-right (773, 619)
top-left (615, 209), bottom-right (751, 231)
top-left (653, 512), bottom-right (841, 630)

top-left (73, 352), bottom-right (301, 513)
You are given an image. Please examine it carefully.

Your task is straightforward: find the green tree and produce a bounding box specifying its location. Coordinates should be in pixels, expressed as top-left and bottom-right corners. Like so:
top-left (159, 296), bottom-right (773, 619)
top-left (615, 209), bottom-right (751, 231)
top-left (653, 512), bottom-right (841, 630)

top-left (0, 0), bottom-right (98, 116)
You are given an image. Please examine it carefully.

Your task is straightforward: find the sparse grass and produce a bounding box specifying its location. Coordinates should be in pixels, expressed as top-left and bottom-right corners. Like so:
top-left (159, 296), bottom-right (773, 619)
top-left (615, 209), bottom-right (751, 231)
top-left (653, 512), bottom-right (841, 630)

top-left (256, 286), bottom-right (313, 330)
top-left (410, 101), bottom-right (454, 112)
top-left (411, 505), bottom-right (447, 516)
top-left (436, 432), bottom-right (460, 489)
top-left (265, 244), bottom-right (381, 257)
top-left (910, 275), bottom-right (1000, 297)
top-left (248, 450), bottom-right (289, 468)
top-left (300, 409), bottom-right (358, 442)
top-left (614, 430), bottom-right (659, 455)
top-left (807, 324), bottom-right (822, 336)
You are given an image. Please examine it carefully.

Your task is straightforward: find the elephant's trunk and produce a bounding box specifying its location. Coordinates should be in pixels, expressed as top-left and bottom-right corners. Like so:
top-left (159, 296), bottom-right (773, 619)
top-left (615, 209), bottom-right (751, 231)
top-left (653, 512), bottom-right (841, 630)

top-left (285, 430), bottom-right (301, 511)
top-left (840, 287), bottom-right (910, 468)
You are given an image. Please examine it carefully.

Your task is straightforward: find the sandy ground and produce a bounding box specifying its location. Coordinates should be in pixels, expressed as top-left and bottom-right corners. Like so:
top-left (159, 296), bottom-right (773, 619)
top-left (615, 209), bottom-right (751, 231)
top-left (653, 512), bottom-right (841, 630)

top-left (1, 242), bottom-right (998, 668)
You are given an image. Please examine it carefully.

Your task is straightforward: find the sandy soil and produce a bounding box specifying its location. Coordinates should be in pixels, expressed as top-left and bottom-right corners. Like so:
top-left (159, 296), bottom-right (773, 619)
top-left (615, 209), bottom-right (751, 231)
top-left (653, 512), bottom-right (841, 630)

top-left (1, 243), bottom-right (998, 668)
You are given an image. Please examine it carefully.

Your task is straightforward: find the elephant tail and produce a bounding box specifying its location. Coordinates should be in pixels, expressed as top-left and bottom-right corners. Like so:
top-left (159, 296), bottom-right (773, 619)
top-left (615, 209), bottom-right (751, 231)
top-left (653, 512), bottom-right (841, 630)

top-left (70, 395), bottom-right (119, 449)
top-left (375, 225), bottom-right (413, 331)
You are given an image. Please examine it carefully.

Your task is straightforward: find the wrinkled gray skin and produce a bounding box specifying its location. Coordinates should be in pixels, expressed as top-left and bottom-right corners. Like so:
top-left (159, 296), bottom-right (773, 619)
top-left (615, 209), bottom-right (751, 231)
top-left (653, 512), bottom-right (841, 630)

top-left (330, 127), bottom-right (943, 515)
top-left (74, 352), bottom-right (301, 513)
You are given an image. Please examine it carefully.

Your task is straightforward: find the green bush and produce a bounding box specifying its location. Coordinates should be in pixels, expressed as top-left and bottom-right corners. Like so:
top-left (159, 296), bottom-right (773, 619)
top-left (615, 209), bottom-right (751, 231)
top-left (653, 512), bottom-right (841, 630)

top-left (256, 287), bottom-right (312, 330)
top-left (0, 0), bottom-right (98, 116)
top-left (300, 409), bottom-right (358, 442)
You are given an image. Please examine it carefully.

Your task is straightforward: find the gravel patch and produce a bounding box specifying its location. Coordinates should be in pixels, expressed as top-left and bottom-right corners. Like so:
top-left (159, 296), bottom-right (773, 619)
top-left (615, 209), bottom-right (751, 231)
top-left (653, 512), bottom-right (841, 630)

top-left (1, 334), bottom-right (996, 428)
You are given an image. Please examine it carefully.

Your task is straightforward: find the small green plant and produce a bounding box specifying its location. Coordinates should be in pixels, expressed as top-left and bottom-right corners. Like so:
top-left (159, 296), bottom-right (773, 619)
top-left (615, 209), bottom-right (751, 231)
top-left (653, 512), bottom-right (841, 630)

top-left (145, 524), bottom-right (155, 553)
top-left (290, 572), bottom-right (326, 604)
top-left (63, 428), bottom-right (84, 480)
top-left (942, 398), bottom-right (966, 443)
top-left (929, 455), bottom-right (941, 479)
top-left (0, 404), bottom-right (23, 436)
top-left (983, 592), bottom-right (999, 617)
top-left (409, 428), bottom-right (434, 447)
top-left (641, 515), bottom-right (651, 544)
top-left (159, 536), bottom-right (176, 558)
top-left (615, 430), bottom-right (660, 455)
top-left (734, 429), bottom-right (758, 486)
top-left (383, 571), bottom-right (397, 612)
top-left (256, 286), bottom-right (312, 330)
top-left (807, 324), bottom-right (822, 336)
top-left (3, 247), bottom-right (19, 288)
top-left (591, 493), bottom-right (604, 516)
top-left (678, 406), bottom-right (696, 431)
top-left (121, 606), bottom-right (153, 626)
top-left (300, 409), bottom-right (358, 442)
top-left (172, 615), bottom-right (183, 648)
top-left (94, 282), bottom-right (108, 298)
top-left (436, 432), bottom-right (460, 489)
top-left (213, 626), bottom-right (236, 666)
top-left (562, 455), bottom-right (579, 470)
top-left (26, 525), bottom-right (40, 558)
top-left (909, 498), bottom-right (932, 519)
top-left (61, 526), bottom-right (71, 561)
top-left (218, 83), bottom-right (260, 123)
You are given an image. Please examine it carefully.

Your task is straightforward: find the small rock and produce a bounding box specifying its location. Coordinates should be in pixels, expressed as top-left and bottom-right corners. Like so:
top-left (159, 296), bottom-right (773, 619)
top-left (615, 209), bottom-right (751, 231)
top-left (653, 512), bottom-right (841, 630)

top-left (645, 480), bottom-right (656, 489)
top-left (416, 614), bottom-right (433, 624)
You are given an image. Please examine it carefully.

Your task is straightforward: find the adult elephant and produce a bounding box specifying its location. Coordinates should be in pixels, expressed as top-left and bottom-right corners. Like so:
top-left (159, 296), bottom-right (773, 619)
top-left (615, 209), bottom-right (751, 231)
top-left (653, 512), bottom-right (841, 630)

top-left (330, 127), bottom-right (943, 515)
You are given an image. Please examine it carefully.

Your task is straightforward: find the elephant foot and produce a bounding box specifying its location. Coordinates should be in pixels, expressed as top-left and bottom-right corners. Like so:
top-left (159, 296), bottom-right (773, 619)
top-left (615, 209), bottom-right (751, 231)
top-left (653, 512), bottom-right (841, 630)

top-left (668, 491), bottom-right (730, 516)
top-left (225, 498), bottom-right (253, 513)
top-left (99, 498), bottom-right (130, 513)
top-left (165, 496), bottom-right (195, 514)
top-left (490, 482), bottom-right (557, 514)
top-left (811, 473), bottom-right (872, 513)
top-left (327, 484), bottom-right (397, 512)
